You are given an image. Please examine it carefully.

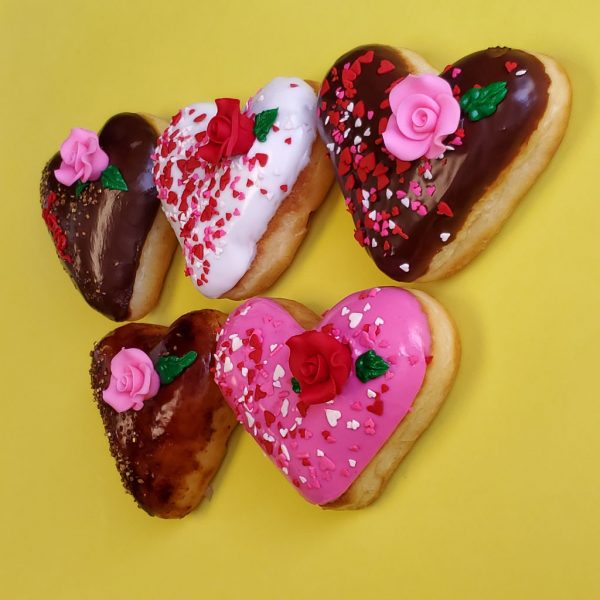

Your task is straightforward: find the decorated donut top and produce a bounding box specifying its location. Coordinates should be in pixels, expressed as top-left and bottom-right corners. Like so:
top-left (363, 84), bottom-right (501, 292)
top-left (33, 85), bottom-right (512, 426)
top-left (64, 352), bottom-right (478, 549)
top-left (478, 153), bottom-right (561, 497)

top-left (214, 287), bottom-right (432, 505)
top-left (153, 77), bottom-right (318, 298)
top-left (40, 113), bottom-right (161, 320)
top-left (317, 45), bottom-right (551, 281)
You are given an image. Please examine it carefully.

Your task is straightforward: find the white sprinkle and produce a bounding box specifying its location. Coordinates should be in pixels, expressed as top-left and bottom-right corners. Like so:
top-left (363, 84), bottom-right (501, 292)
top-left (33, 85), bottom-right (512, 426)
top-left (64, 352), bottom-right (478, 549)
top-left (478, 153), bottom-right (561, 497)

top-left (349, 312), bottom-right (363, 329)
top-left (355, 117), bottom-right (362, 127)
top-left (371, 238), bottom-right (378, 248)
top-left (231, 336), bottom-right (243, 352)
top-left (346, 420), bottom-right (360, 430)
top-left (388, 219), bottom-right (396, 229)
top-left (282, 467), bottom-right (289, 475)
top-left (246, 411), bottom-right (255, 428)
top-left (316, 449), bottom-right (325, 457)
top-left (239, 306), bottom-right (251, 316)
top-left (362, 189), bottom-right (370, 201)
top-left (223, 356), bottom-right (233, 373)
top-left (269, 343), bottom-right (278, 352)
top-left (273, 381), bottom-right (281, 388)
top-left (280, 428), bottom-right (288, 438)
top-left (401, 197), bottom-right (410, 208)
top-left (386, 189), bottom-right (393, 200)
top-left (368, 209), bottom-right (377, 220)
top-left (280, 444), bottom-right (290, 460)
top-left (348, 459), bottom-right (357, 468)
top-left (324, 116), bottom-right (330, 125)
top-left (326, 142), bottom-right (335, 152)
top-left (367, 389), bottom-right (377, 398)
top-left (364, 127), bottom-right (371, 136)
top-left (326, 409), bottom-right (342, 427)
top-left (341, 306), bottom-right (350, 316)
top-left (440, 232), bottom-right (451, 242)
top-left (281, 399), bottom-right (289, 417)
top-left (299, 475), bottom-right (307, 484)
top-left (295, 416), bottom-right (303, 425)
top-left (343, 128), bottom-right (351, 138)
top-left (241, 367), bottom-right (248, 377)
top-left (273, 364), bottom-right (285, 381)
top-left (364, 303), bottom-right (371, 312)
top-left (263, 433), bottom-right (275, 442)
top-left (516, 69), bottom-right (527, 77)
top-left (399, 263), bottom-right (410, 272)
top-left (374, 317), bottom-right (384, 326)
top-left (353, 136), bottom-right (362, 145)
top-left (347, 102), bottom-right (354, 112)
top-left (423, 169), bottom-right (433, 180)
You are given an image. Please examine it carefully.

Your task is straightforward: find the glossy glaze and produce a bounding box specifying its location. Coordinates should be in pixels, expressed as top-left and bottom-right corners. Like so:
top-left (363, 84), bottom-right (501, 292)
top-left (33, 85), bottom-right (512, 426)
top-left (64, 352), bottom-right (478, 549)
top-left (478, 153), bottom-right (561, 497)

top-left (41, 113), bottom-right (161, 320)
top-left (90, 310), bottom-right (236, 517)
top-left (318, 46), bottom-right (550, 280)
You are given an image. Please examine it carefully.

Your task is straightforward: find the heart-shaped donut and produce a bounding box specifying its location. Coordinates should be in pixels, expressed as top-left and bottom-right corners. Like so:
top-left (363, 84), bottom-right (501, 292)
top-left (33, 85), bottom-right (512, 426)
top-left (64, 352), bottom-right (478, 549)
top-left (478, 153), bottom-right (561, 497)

top-left (214, 288), bottom-right (459, 508)
top-left (317, 45), bottom-right (571, 281)
top-left (41, 113), bottom-right (177, 321)
top-left (91, 310), bottom-right (236, 518)
top-left (153, 77), bottom-right (333, 300)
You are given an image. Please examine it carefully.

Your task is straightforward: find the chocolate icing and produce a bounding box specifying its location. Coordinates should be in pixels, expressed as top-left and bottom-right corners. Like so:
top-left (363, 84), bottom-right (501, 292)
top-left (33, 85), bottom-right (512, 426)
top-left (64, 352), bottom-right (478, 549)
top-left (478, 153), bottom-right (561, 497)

top-left (40, 113), bottom-right (161, 320)
top-left (318, 45), bottom-right (551, 281)
top-left (90, 310), bottom-right (236, 517)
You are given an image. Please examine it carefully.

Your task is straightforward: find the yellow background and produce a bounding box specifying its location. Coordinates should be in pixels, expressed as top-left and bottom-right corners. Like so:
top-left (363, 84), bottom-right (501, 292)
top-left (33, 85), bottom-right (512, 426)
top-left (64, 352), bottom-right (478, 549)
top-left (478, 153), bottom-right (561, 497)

top-left (2, 0), bottom-right (599, 597)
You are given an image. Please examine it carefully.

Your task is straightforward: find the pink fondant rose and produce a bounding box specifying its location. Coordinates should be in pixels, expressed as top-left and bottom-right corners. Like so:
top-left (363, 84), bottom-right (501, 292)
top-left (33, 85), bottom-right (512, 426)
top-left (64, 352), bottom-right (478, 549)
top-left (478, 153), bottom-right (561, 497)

top-left (382, 74), bottom-right (460, 161)
top-left (54, 128), bottom-right (109, 186)
top-left (102, 348), bottom-right (160, 413)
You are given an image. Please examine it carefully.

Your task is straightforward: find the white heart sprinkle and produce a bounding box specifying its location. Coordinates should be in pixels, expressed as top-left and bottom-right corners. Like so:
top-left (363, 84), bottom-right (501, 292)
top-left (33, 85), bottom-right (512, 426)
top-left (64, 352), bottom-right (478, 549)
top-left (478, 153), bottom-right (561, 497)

top-left (223, 356), bottom-right (233, 373)
top-left (241, 367), bottom-right (248, 377)
top-left (355, 117), bottom-right (362, 127)
top-left (280, 428), bottom-right (288, 438)
top-left (280, 444), bottom-right (290, 460)
top-left (346, 420), bottom-right (360, 430)
top-left (273, 381), bottom-right (281, 388)
top-left (326, 142), bottom-right (335, 151)
top-left (246, 411), bottom-right (255, 428)
top-left (349, 312), bottom-right (363, 329)
top-left (424, 170), bottom-right (433, 180)
top-left (231, 336), bottom-right (242, 352)
top-left (388, 219), bottom-right (396, 229)
top-left (401, 197), bottom-right (410, 208)
top-left (347, 102), bottom-right (354, 112)
top-left (399, 263), bottom-right (410, 272)
top-left (316, 449), bottom-right (325, 457)
top-left (353, 136), bottom-right (362, 145)
top-left (326, 409), bottom-right (342, 427)
top-left (364, 303), bottom-right (371, 312)
top-left (299, 475), bottom-right (307, 484)
top-left (367, 389), bottom-right (377, 398)
top-left (440, 232), bottom-right (451, 242)
top-left (270, 343), bottom-right (278, 352)
top-left (364, 127), bottom-right (371, 136)
top-left (341, 306), bottom-right (350, 316)
top-left (368, 209), bottom-right (377, 220)
top-left (273, 364), bottom-right (285, 381)
top-left (348, 459), bottom-right (357, 468)
top-left (371, 238), bottom-right (378, 248)
top-left (374, 317), bottom-right (384, 326)
top-left (516, 69), bottom-right (527, 76)
top-left (386, 189), bottom-right (393, 199)
top-left (281, 398), bottom-right (289, 417)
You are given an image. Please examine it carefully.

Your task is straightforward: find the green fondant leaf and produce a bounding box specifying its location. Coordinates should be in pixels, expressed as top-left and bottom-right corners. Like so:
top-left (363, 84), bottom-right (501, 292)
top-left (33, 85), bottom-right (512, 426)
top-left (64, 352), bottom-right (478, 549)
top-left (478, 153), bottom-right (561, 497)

top-left (156, 351), bottom-right (198, 385)
top-left (291, 377), bottom-right (301, 393)
top-left (75, 180), bottom-right (90, 198)
top-left (100, 164), bottom-right (128, 192)
top-left (459, 81), bottom-right (508, 122)
top-left (253, 108), bottom-right (279, 142)
top-left (355, 350), bottom-right (390, 383)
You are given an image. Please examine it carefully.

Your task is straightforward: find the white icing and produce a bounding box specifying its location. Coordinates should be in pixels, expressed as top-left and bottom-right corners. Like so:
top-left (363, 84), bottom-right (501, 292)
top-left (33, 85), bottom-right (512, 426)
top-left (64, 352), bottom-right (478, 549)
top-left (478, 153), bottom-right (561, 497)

top-left (154, 77), bottom-right (317, 297)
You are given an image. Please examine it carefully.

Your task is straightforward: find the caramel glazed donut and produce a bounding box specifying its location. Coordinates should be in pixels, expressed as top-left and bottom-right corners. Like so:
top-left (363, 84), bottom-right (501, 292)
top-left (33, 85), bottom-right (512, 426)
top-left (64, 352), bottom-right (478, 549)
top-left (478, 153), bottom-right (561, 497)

top-left (41, 113), bottom-right (177, 321)
top-left (153, 77), bottom-right (334, 300)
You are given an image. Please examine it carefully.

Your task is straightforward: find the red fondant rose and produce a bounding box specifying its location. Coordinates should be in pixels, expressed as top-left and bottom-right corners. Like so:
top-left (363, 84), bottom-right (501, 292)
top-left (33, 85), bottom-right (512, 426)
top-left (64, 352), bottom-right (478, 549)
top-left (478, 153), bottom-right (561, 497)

top-left (197, 98), bottom-right (256, 164)
top-left (286, 331), bottom-right (352, 406)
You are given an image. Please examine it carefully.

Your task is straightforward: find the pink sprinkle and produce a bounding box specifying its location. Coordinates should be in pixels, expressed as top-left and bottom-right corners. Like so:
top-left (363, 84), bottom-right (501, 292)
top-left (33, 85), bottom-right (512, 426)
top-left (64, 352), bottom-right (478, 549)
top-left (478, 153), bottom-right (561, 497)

top-left (426, 185), bottom-right (436, 196)
top-left (452, 67), bottom-right (462, 78)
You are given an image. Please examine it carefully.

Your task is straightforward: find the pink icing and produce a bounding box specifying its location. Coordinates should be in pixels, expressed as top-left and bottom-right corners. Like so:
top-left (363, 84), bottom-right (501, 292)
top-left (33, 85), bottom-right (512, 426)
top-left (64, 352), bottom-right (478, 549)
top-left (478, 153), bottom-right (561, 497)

top-left (382, 74), bottom-right (460, 161)
top-left (54, 128), bottom-right (109, 186)
top-left (214, 287), bottom-right (432, 505)
top-left (102, 348), bottom-right (160, 413)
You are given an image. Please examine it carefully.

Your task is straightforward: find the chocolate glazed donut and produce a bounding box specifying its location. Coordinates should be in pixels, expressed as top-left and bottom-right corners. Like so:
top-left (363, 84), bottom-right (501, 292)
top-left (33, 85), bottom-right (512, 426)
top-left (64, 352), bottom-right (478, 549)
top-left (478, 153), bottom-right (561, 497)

top-left (90, 310), bottom-right (237, 518)
top-left (318, 45), bottom-right (570, 281)
top-left (41, 113), bottom-right (176, 320)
